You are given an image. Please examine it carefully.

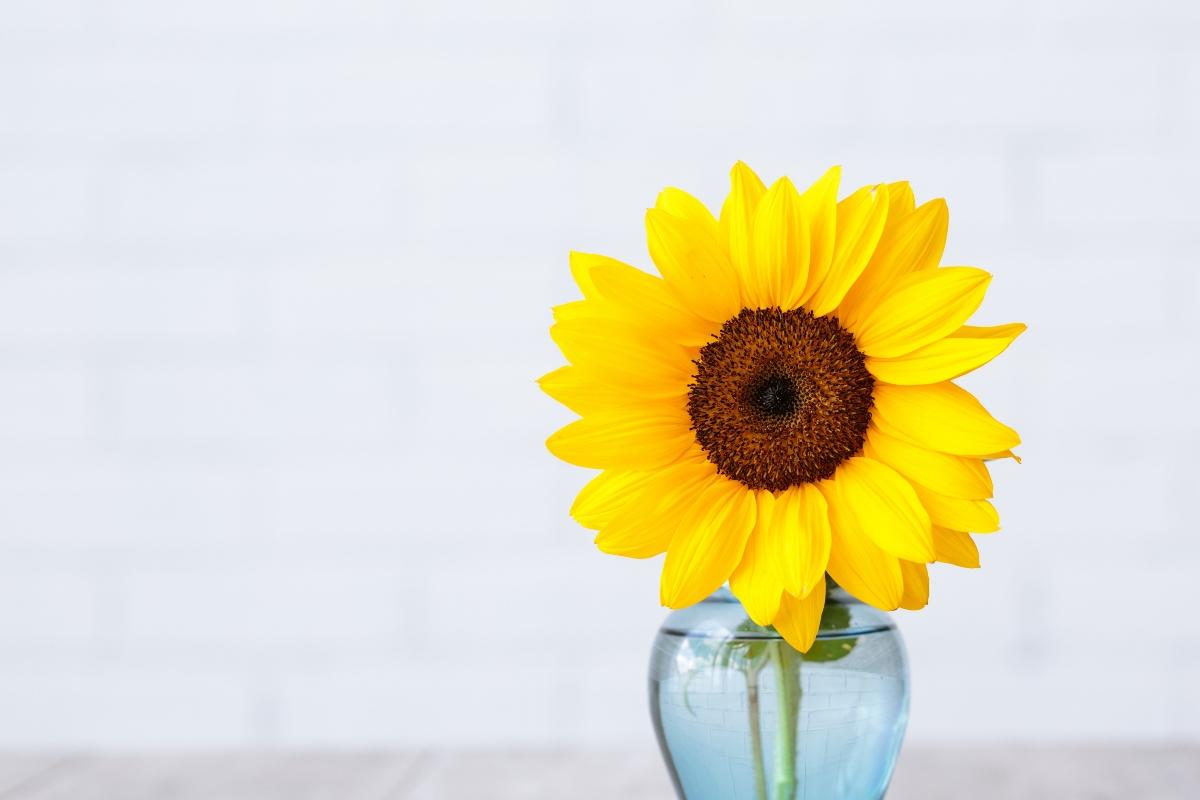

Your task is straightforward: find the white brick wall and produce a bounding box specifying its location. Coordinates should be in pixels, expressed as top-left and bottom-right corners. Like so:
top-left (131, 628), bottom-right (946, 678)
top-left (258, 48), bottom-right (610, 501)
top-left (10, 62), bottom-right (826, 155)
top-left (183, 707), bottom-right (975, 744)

top-left (0, 0), bottom-right (1197, 749)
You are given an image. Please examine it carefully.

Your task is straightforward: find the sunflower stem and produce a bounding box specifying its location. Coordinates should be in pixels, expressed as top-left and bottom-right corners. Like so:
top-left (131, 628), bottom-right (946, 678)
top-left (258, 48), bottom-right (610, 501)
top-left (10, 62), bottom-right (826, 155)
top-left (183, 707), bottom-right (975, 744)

top-left (745, 660), bottom-right (768, 800)
top-left (770, 640), bottom-right (800, 800)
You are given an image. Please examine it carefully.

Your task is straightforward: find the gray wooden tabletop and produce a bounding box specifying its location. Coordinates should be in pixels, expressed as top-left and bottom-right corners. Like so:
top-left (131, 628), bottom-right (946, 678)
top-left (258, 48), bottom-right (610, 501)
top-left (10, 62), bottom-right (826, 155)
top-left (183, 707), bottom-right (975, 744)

top-left (0, 748), bottom-right (1194, 799)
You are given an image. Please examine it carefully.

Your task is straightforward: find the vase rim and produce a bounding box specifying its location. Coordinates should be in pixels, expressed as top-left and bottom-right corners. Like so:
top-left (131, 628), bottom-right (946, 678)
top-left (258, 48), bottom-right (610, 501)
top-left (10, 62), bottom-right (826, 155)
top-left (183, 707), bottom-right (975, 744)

top-left (657, 583), bottom-right (898, 641)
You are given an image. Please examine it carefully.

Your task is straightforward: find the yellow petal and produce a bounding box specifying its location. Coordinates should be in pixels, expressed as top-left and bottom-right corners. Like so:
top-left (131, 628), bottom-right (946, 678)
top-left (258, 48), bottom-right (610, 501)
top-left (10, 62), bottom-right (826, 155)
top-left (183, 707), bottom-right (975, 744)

top-left (539, 365), bottom-right (680, 416)
top-left (890, 198), bottom-right (948, 273)
top-left (794, 166), bottom-right (841, 308)
top-left (568, 250), bottom-right (685, 305)
top-left (911, 483), bottom-right (1000, 533)
top-left (568, 251), bottom-right (627, 298)
top-left (570, 469), bottom-right (654, 529)
top-left (749, 176), bottom-right (809, 309)
top-left (586, 259), bottom-right (715, 347)
top-left (853, 267), bottom-right (992, 358)
top-left (823, 457), bottom-right (934, 563)
top-left (661, 480), bottom-right (757, 608)
top-left (823, 491), bottom-right (903, 611)
top-left (932, 526), bottom-right (980, 568)
top-left (550, 318), bottom-right (692, 392)
top-left (594, 505), bottom-right (676, 558)
top-left (898, 560), bottom-right (929, 610)
top-left (720, 161), bottom-right (767, 288)
top-left (867, 322), bottom-right (1026, 385)
top-left (552, 299), bottom-right (590, 324)
top-left (873, 382), bottom-right (1021, 457)
top-left (806, 183), bottom-right (888, 317)
top-left (646, 208), bottom-right (742, 322)
top-left (539, 365), bottom-right (594, 416)
top-left (595, 460), bottom-right (716, 558)
top-left (546, 405), bottom-right (693, 470)
top-left (655, 187), bottom-right (720, 237)
top-left (886, 181), bottom-right (915, 217)
top-left (863, 425), bottom-right (993, 500)
top-left (775, 484), bottom-right (833, 597)
top-left (956, 323), bottom-right (1028, 342)
top-left (837, 196), bottom-right (947, 326)
top-left (772, 582), bottom-right (827, 653)
top-left (729, 491), bottom-right (785, 625)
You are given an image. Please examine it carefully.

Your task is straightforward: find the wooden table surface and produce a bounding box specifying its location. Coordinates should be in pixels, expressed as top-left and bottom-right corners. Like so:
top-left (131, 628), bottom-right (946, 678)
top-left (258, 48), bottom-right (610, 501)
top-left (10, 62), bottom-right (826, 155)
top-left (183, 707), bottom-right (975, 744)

top-left (0, 748), bottom-right (1194, 798)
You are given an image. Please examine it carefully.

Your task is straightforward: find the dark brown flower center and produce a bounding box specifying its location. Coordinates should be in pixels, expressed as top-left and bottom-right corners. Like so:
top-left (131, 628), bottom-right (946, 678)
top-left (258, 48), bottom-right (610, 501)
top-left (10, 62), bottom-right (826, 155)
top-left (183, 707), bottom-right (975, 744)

top-left (687, 308), bottom-right (874, 491)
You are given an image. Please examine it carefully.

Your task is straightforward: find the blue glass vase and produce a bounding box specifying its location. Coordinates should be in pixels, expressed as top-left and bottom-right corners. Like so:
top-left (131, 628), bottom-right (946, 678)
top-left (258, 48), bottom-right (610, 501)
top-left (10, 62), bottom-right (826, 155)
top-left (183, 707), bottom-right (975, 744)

top-left (649, 582), bottom-right (909, 800)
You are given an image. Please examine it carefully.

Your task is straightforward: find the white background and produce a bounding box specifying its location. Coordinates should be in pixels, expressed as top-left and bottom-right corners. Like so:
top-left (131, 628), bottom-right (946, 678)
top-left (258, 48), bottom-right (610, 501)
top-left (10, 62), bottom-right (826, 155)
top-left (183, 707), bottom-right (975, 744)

top-left (0, 0), bottom-right (1197, 750)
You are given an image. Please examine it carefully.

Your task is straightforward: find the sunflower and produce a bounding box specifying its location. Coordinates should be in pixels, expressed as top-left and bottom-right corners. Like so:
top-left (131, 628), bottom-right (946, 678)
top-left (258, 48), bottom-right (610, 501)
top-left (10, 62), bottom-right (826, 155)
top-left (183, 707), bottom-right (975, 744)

top-left (542, 163), bottom-right (1023, 652)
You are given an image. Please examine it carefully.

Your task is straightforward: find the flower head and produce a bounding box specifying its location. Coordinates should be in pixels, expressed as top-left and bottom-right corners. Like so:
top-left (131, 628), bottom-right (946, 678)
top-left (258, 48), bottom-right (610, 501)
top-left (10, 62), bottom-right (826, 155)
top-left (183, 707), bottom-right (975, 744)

top-left (542, 163), bottom-right (1023, 651)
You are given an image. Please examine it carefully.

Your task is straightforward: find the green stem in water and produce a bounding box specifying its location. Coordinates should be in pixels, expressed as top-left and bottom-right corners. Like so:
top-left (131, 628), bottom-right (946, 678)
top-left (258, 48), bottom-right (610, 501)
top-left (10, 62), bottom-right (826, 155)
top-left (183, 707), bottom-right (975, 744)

top-left (769, 641), bottom-right (801, 800)
top-left (745, 662), bottom-right (768, 800)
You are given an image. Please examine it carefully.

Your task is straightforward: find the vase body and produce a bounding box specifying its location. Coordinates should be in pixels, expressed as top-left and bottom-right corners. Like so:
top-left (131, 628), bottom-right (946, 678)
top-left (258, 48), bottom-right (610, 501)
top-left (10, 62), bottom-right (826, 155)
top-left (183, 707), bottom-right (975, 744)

top-left (649, 584), bottom-right (909, 800)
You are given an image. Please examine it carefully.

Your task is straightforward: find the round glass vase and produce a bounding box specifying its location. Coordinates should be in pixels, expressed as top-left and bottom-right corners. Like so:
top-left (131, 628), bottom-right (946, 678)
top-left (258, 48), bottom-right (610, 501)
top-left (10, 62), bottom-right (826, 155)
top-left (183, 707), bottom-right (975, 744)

top-left (648, 582), bottom-right (909, 800)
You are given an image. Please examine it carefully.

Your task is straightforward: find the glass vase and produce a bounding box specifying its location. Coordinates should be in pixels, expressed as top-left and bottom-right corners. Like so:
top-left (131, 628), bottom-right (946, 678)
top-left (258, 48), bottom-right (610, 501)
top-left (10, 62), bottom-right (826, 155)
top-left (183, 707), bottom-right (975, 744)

top-left (648, 581), bottom-right (909, 800)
